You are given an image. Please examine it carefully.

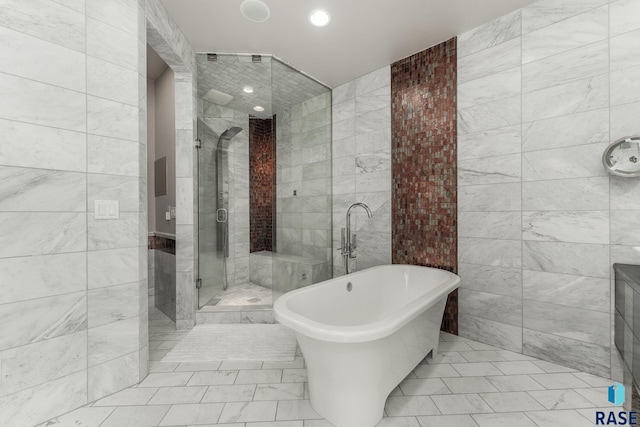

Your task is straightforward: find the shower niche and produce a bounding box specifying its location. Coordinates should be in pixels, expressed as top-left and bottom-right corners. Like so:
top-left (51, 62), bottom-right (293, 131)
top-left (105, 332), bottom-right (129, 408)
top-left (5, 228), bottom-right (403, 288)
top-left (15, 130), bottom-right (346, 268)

top-left (196, 54), bottom-right (332, 318)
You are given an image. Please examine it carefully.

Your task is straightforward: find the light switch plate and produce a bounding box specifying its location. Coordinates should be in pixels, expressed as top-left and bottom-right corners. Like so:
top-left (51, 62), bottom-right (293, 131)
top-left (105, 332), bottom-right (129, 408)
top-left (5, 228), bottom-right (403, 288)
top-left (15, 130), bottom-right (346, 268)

top-left (94, 200), bottom-right (119, 220)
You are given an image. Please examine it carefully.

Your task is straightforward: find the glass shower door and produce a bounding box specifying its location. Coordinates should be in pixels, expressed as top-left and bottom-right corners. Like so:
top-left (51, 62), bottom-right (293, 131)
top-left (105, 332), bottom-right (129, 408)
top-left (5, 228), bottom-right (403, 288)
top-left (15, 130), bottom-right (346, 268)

top-left (197, 118), bottom-right (227, 308)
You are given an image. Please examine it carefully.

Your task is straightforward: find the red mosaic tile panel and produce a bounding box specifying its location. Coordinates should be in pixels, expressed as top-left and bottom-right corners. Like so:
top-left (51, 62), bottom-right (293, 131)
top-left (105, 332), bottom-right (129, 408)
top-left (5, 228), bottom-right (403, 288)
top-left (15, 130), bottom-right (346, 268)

top-left (148, 235), bottom-right (175, 255)
top-left (391, 38), bottom-right (458, 334)
top-left (249, 117), bottom-right (275, 253)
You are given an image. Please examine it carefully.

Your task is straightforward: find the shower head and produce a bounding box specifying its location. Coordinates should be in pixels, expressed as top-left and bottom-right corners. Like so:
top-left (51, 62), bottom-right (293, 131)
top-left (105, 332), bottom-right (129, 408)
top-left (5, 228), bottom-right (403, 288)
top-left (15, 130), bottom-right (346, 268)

top-left (219, 127), bottom-right (242, 141)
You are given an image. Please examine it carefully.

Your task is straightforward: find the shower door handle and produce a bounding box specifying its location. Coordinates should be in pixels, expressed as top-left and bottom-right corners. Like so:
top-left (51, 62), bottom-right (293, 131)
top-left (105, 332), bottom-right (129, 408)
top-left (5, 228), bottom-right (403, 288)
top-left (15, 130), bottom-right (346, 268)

top-left (216, 208), bottom-right (228, 223)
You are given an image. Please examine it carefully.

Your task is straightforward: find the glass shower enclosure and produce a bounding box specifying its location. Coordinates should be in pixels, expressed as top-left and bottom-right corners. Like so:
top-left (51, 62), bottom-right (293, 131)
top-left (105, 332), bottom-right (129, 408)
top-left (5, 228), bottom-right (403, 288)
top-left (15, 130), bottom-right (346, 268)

top-left (196, 54), bottom-right (332, 313)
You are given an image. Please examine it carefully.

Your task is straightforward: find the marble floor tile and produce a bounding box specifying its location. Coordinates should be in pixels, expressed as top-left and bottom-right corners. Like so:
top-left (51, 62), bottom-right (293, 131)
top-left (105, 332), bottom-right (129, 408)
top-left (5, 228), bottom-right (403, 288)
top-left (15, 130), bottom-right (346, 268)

top-left (478, 391), bottom-right (545, 412)
top-left (399, 378), bottom-right (451, 396)
top-left (527, 389), bottom-right (595, 410)
top-left (147, 386), bottom-right (207, 405)
top-left (442, 377), bottom-right (499, 394)
top-left (416, 414), bottom-right (479, 427)
top-left (42, 309), bottom-right (612, 427)
top-left (472, 412), bottom-right (537, 427)
top-left (201, 384), bottom-right (256, 403)
top-left (431, 394), bottom-right (494, 415)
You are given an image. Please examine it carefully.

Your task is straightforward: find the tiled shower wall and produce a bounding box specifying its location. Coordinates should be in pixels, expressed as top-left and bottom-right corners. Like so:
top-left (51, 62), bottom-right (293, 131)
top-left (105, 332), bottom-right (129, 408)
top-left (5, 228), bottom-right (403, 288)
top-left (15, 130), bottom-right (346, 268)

top-left (331, 67), bottom-right (392, 276)
top-left (276, 93), bottom-right (332, 263)
top-left (391, 39), bottom-right (458, 334)
top-left (457, 0), bottom-right (640, 377)
top-left (249, 118), bottom-right (275, 253)
top-left (198, 101), bottom-right (251, 287)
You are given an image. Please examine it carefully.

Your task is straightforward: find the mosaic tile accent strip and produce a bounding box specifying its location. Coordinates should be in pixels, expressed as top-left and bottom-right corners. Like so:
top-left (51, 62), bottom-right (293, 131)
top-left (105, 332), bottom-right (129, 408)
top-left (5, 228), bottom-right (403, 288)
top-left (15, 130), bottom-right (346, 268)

top-left (391, 38), bottom-right (458, 334)
top-left (148, 235), bottom-right (176, 255)
top-left (249, 118), bottom-right (275, 253)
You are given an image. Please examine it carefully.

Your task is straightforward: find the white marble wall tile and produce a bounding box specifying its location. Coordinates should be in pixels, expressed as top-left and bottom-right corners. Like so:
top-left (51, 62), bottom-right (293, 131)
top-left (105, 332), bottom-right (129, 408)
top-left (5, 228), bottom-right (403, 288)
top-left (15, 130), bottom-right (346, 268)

top-left (0, 330), bottom-right (86, 397)
top-left (522, 74), bottom-right (608, 122)
top-left (458, 125), bottom-right (521, 161)
top-left (88, 351), bottom-right (138, 402)
top-left (458, 183), bottom-right (522, 212)
top-left (88, 317), bottom-right (139, 367)
top-left (88, 283), bottom-right (139, 328)
top-left (522, 241), bottom-right (610, 278)
top-left (332, 136), bottom-right (355, 159)
top-left (458, 95), bottom-right (521, 135)
top-left (611, 176), bottom-right (640, 210)
top-left (522, 0), bottom-right (609, 34)
top-left (459, 289), bottom-right (523, 327)
top-left (0, 253), bottom-right (85, 305)
top-left (522, 143), bottom-right (609, 181)
top-left (0, 73), bottom-right (86, 132)
top-left (522, 109), bottom-right (609, 152)
top-left (522, 211), bottom-right (609, 244)
top-left (458, 38), bottom-right (521, 84)
top-left (355, 108), bottom-right (391, 134)
top-left (355, 66), bottom-right (390, 96)
top-left (176, 178), bottom-right (194, 225)
top-left (0, 119), bottom-right (86, 172)
top-left (88, 174), bottom-right (139, 213)
top-left (86, 17), bottom-right (137, 71)
top-left (332, 81), bottom-right (356, 104)
top-left (610, 29), bottom-right (640, 105)
top-left (523, 300), bottom-right (609, 344)
top-left (458, 154), bottom-right (521, 186)
top-left (610, 0), bottom-right (640, 37)
top-left (522, 177), bottom-right (609, 211)
top-left (458, 67), bottom-right (521, 110)
top-left (459, 314), bottom-right (523, 353)
top-left (87, 57), bottom-right (139, 107)
top-left (0, 212), bottom-right (85, 258)
top-left (523, 270), bottom-right (609, 312)
top-left (611, 66), bottom-right (640, 107)
top-left (0, 25), bottom-right (85, 92)
top-left (88, 213), bottom-right (139, 250)
top-left (0, 291), bottom-right (86, 351)
top-left (88, 247), bottom-right (139, 289)
top-left (459, 263), bottom-right (522, 298)
top-left (88, 96), bottom-right (139, 142)
top-left (458, 238), bottom-right (522, 268)
top-left (88, 135), bottom-right (140, 176)
top-left (355, 86), bottom-right (390, 115)
top-left (612, 244), bottom-right (640, 265)
top-left (522, 329), bottom-right (609, 376)
top-left (86, 0), bottom-right (138, 35)
top-left (458, 212), bottom-right (521, 240)
top-left (356, 170), bottom-right (391, 193)
top-left (610, 101), bottom-right (640, 138)
top-left (522, 6), bottom-right (608, 64)
top-left (458, 10), bottom-right (521, 58)
top-left (522, 40), bottom-right (608, 94)
top-left (0, 371), bottom-right (87, 427)
top-left (611, 210), bottom-right (640, 245)
top-left (0, 0), bottom-right (85, 53)
top-left (0, 167), bottom-right (86, 212)
top-left (355, 128), bottom-right (391, 154)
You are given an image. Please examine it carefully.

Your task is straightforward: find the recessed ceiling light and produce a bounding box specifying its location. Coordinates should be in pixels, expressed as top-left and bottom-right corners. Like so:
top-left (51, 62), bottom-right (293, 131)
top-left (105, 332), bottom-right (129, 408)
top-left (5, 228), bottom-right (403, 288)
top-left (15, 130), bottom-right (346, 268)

top-left (308, 9), bottom-right (331, 27)
top-left (240, 0), bottom-right (270, 23)
top-left (243, 86), bottom-right (254, 93)
top-left (253, 106), bottom-right (265, 112)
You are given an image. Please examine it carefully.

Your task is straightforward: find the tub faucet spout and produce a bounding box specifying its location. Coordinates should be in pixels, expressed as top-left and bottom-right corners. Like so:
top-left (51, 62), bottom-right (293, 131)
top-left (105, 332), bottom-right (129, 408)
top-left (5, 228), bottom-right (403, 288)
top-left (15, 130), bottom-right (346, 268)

top-left (340, 202), bottom-right (373, 274)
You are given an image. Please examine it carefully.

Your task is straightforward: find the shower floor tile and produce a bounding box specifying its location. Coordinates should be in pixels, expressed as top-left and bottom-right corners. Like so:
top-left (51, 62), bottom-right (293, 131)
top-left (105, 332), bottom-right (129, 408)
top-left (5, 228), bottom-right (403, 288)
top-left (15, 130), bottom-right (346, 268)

top-left (203, 282), bottom-right (273, 307)
top-left (41, 308), bottom-right (620, 427)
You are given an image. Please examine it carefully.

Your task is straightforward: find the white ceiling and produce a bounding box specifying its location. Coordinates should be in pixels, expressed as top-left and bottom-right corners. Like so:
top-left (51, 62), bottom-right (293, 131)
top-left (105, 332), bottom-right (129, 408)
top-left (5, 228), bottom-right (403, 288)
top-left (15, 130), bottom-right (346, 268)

top-left (160, 0), bottom-right (536, 88)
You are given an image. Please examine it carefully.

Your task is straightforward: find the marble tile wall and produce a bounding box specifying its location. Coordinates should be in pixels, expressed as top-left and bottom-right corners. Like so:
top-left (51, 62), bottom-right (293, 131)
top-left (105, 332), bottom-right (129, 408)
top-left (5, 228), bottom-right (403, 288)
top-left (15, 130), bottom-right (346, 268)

top-left (198, 101), bottom-right (250, 290)
top-left (331, 67), bottom-right (392, 276)
top-left (276, 92), bottom-right (332, 269)
top-left (0, 0), bottom-right (145, 424)
top-left (457, 0), bottom-right (640, 378)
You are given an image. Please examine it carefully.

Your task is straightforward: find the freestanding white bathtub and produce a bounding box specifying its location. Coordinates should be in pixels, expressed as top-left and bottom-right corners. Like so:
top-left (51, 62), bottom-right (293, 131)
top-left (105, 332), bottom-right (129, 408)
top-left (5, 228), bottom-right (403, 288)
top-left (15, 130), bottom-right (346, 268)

top-left (273, 264), bottom-right (460, 427)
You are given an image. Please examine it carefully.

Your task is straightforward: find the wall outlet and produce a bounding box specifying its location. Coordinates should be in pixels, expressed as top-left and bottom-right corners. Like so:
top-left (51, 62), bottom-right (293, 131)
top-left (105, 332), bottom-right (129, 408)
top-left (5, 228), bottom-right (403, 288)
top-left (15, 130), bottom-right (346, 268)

top-left (94, 200), bottom-right (119, 220)
top-left (165, 211), bottom-right (171, 221)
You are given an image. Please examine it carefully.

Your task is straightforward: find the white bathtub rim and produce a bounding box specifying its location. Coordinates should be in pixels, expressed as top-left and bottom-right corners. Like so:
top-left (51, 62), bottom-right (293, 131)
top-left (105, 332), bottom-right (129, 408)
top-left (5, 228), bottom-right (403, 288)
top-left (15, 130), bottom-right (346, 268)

top-left (273, 265), bottom-right (459, 343)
